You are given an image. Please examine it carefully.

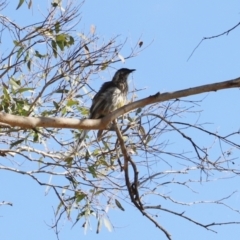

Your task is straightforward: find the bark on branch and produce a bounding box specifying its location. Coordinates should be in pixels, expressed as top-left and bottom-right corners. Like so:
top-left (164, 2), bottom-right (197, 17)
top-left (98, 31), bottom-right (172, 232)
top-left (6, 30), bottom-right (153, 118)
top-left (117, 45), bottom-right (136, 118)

top-left (0, 76), bottom-right (240, 130)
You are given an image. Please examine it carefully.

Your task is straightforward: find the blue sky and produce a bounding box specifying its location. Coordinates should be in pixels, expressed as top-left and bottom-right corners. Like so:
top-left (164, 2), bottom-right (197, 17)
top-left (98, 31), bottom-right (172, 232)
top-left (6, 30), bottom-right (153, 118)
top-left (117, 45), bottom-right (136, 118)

top-left (1, 1), bottom-right (240, 240)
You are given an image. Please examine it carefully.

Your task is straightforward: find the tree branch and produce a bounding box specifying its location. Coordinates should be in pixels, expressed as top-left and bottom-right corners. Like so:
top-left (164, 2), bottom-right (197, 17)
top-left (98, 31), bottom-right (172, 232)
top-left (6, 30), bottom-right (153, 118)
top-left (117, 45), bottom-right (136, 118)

top-left (114, 119), bottom-right (172, 240)
top-left (0, 76), bottom-right (240, 130)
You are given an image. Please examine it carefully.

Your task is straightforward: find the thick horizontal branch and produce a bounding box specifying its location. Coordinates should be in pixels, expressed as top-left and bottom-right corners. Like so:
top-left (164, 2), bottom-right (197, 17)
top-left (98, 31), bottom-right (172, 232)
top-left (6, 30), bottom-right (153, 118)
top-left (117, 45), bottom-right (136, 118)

top-left (0, 112), bottom-right (100, 130)
top-left (0, 76), bottom-right (240, 130)
top-left (101, 76), bottom-right (240, 127)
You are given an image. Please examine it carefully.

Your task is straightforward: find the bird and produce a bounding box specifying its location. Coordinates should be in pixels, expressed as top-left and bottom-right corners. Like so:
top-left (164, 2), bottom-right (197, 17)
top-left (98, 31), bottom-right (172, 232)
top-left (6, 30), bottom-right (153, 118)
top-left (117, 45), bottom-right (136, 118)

top-left (77, 68), bottom-right (135, 147)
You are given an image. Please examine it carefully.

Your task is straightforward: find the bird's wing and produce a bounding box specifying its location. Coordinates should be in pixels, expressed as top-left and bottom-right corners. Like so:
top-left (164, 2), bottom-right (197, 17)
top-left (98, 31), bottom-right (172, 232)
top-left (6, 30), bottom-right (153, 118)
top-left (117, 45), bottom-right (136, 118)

top-left (90, 82), bottom-right (120, 119)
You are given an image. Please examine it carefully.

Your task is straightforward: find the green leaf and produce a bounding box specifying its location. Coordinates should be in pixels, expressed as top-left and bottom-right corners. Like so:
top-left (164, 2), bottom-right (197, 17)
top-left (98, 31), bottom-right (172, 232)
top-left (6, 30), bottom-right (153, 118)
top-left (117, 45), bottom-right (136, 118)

top-left (66, 99), bottom-right (78, 107)
top-left (27, 60), bottom-right (31, 70)
top-left (51, 0), bottom-right (61, 7)
top-left (13, 40), bottom-right (20, 46)
top-left (135, 108), bottom-right (142, 115)
top-left (103, 217), bottom-right (112, 232)
top-left (3, 87), bottom-right (11, 101)
top-left (13, 98), bottom-right (30, 116)
top-left (35, 50), bottom-right (47, 59)
top-left (61, 106), bottom-right (67, 115)
top-left (56, 34), bottom-right (66, 42)
top-left (56, 34), bottom-right (67, 50)
top-left (115, 199), bottom-right (125, 211)
top-left (118, 53), bottom-right (125, 63)
top-left (95, 190), bottom-right (105, 195)
top-left (17, 47), bottom-right (24, 58)
top-left (56, 40), bottom-right (64, 51)
top-left (55, 34), bottom-right (75, 49)
top-left (53, 101), bottom-right (59, 109)
top-left (24, 50), bottom-right (30, 62)
top-left (33, 132), bottom-right (39, 142)
top-left (98, 158), bottom-right (109, 167)
top-left (84, 45), bottom-right (89, 53)
top-left (84, 149), bottom-right (90, 161)
top-left (96, 218), bottom-right (102, 234)
top-left (69, 36), bottom-right (74, 45)
top-left (72, 212), bottom-right (84, 228)
top-left (51, 40), bottom-right (57, 58)
top-left (88, 165), bottom-right (97, 178)
top-left (65, 157), bottom-right (73, 165)
top-left (16, 88), bottom-right (34, 94)
top-left (52, 2), bottom-right (58, 7)
top-left (146, 135), bottom-right (152, 144)
top-left (101, 62), bottom-right (109, 70)
top-left (28, 0), bottom-right (32, 9)
top-left (55, 22), bottom-right (60, 33)
top-left (55, 201), bottom-right (63, 216)
top-left (66, 206), bottom-right (71, 218)
top-left (55, 88), bottom-right (69, 93)
top-left (10, 139), bottom-right (24, 148)
top-left (16, 0), bottom-right (24, 10)
top-left (9, 78), bottom-right (20, 91)
top-left (75, 192), bottom-right (86, 203)
top-left (139, 125), bottom-right (146, 137)
top-left (78, 106), bottom-right (89, 116)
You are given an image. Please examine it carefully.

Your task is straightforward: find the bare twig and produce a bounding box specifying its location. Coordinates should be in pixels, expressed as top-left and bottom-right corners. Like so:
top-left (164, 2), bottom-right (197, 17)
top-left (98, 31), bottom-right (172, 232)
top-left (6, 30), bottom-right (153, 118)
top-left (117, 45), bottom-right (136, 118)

top-left (188, 21), bottom-right (240, 61)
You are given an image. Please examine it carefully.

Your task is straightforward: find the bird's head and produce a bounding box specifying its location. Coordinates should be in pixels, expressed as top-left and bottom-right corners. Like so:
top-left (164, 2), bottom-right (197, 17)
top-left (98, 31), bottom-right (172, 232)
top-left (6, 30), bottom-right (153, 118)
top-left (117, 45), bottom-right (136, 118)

top-left (112, 68), bottom-right (135, 85)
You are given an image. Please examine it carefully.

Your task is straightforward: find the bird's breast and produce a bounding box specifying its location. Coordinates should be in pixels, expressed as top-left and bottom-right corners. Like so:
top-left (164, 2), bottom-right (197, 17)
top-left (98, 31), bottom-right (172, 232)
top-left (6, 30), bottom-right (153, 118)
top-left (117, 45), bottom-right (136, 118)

top-left (112, 89), bottom-right (126, 109)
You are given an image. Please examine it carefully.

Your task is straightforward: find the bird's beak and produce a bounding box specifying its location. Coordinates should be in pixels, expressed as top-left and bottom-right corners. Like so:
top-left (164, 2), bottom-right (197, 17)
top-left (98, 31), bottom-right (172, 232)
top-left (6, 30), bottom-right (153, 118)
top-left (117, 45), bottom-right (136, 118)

top-left (129, 69), bottom-right (136, 73)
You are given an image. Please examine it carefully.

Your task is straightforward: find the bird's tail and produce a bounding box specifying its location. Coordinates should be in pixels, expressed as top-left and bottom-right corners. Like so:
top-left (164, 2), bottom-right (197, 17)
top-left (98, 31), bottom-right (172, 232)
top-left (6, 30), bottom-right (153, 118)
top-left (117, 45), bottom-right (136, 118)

top-left (76, 129), bottom-right (89, 148)
top-left (97, 130), bottom-right (103, 141)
